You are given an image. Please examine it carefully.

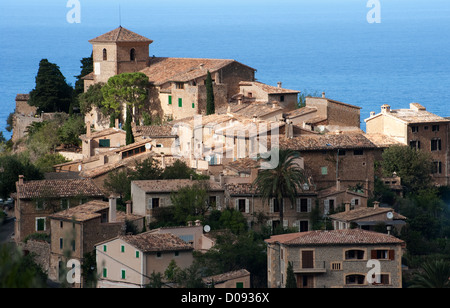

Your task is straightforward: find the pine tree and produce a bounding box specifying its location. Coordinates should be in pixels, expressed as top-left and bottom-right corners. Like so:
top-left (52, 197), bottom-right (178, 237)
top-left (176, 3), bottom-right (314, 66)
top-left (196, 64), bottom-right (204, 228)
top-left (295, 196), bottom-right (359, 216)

top-left (206, 71), bottom-right (215, 115)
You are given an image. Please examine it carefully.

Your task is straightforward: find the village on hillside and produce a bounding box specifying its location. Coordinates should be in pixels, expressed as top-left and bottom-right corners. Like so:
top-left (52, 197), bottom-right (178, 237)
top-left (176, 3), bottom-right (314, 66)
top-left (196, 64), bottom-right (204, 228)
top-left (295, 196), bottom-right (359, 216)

top-left (1, 27), bottom-right (450, 289)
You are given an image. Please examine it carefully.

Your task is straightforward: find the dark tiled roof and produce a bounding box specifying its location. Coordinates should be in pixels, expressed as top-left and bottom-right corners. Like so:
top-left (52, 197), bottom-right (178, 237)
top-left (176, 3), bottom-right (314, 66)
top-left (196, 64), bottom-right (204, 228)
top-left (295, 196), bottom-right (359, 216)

top-left (133, 125), bottom-right (177, 138)
top-left (133, 179), bottom-right (224, 193)
top-left (329, 207), bottom-right (407, 222)
top-left (239, 81), bottom-right (300, 94)
top-left (89, 26), bottom-right (153, 43)
top-left (279, 133), bottom-right (378, 151)
top-left (17, 179), bottom-right (104, 199)
top-left (120, 232), bottom-right (193, 253)
top-left (16, 94), bottom-right (30, 101)
top-left (265, 229), bottom-right (404, 246)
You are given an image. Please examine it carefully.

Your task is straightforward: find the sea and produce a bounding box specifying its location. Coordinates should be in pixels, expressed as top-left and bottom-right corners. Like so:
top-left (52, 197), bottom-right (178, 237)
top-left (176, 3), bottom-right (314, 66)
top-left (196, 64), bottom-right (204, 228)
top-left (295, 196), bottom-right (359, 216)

top-left (1, 0), bottom-right (450, 140)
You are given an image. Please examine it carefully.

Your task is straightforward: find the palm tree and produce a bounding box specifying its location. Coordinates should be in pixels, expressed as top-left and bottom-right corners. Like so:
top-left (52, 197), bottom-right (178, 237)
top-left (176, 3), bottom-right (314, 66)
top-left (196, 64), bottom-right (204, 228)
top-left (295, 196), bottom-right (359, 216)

top-left (410, 259), bottom-right (450, 288)
top-left (253, 148), bottom-right (306, 231)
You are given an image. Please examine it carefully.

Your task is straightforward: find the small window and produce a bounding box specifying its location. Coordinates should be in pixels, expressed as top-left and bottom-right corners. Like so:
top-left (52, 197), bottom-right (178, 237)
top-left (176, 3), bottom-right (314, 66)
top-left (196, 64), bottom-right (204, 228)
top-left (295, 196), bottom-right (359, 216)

top-left (432, 125), bottom-right (440, 132)
top-left (331, 262), bottom-right (342, 271)
top-left (345, 249), bottom-right (365, 260)
top-left (130, 48), bottom-right (136, 61)
top-left (36, 200), bottom-right (44, 210)
top-left (174, 251), bottom-right (179, 257)
top-left (431, 139), bottom-right (442, 151)
top-left (60, 199), bottom-right (69, 210)
top-left (346, 274), bottom-right (365, 285)
top-left (353, 150), bottom-right (364, 156)
top-left (103, 268), bottom-right (107, 278)
top-left (103, 48), bottom-right (108, 61)
top-left (410, 140), bottom-right (421, 150)
top-left (156, 252), bottom-right (162, 258)
top-left (371, 249), bottom-right (394, 260)
top-left (136, 251), bottom-right (140, 258)
top-left (59, 238), bottom-right (64, 250)
top-left (152, 198), bottom-right (160, 209)
top-left (433, 161), bottom-right (443, 174)
top-left (36, 218), bottom-right (46, 231)
top-left (178, 98), bottom-right (183, 107)
top-left (121, 245), bottom-right (125, 253)
top-left (321, 166), bottom-right (328, 175)
top-left (60, 221), bottom-right (63, 228)
top-left (236, 282), bottom-right (244, 288)
top-left (168, 95), bottom-right (172, 105)
top-left (121, 270), bottom-right (126, 280)
top-left (280, 95), bottom-right (285, 102)
top-left (411, 126), bottom-right (419, 133)
top-left (176, 83), bottom-right (184, 89)
top-left (103, 245), bottom-right (107, 252)
top-left (238, 199), bottom-right (247, 213)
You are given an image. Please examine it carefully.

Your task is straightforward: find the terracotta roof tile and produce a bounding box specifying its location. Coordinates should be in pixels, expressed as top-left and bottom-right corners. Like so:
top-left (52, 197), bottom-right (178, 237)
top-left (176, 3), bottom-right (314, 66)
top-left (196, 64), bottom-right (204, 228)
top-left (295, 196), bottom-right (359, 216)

top-left (279, 133), bottom-right (378, 151)
top-left (265, 229), bottom-right (404, 246)
top-left (16, 179), bottom-right (105, 199)
top-left (329, 207), bottom-right (407, 222)
top-left (50, 200), bottom-right (109, 222)
top-left (239, 81), bottom-right (300, 94)
top-left (120, 232), bottom-right (193, 253)
top-left (89, 26), bottom-right (153, 43)
top-left (133, 125), bottom-right (177, 138)
top-left (141, 57), bottom-right (255, 86)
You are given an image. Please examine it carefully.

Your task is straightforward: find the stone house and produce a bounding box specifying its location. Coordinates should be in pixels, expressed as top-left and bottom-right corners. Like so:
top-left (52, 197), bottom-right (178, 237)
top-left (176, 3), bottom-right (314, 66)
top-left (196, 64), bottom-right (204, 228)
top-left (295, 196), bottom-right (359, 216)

top-left (279, 133), bottom-right (382, 194)
top-left (285, 92), bottom-right (361, 132)
top-left (80, 125), bottom-right (126, 159)
top-left (13, 176), bottom-right (105, 243)
top-left (148, 223), bottom-right (215, 253)
top-left (130, 179), bottom-right (225, 224)
top-left (85, 26), bottom-right (256, 129)
top-left (365, 103), bottom-right (450, 186)
top-left (48, 198), bottom-right (143, 287)
top-left (233, 81), bottom-right (300, 112)
top-left (265, 229), bottom-right (405, 288)
top-left (225, 182), bottom-right (317, 232)
top-left (329, 202), bottom-right (407, 233)
top-left (95, 232), bottom-right (194, 288)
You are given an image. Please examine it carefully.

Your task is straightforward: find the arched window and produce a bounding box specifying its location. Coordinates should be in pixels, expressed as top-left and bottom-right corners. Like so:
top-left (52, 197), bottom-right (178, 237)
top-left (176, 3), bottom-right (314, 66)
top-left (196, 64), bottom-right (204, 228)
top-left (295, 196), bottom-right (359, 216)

top-left (130, 48), bottom-right (136, 61)
top-left (103, 48), bottom-right (108, 61)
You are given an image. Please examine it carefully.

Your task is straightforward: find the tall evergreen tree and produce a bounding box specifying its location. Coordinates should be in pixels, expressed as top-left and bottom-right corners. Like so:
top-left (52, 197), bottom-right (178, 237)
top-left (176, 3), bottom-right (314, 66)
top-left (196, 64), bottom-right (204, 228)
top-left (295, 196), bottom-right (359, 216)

top-left (28, 59), bottom-right (74, 114)
top-left (125, 106), bottom-right (135, 145)
top-left (74, 53), bottom-right (94, 97)
top-left (206, 71), bottom-right (215, 115)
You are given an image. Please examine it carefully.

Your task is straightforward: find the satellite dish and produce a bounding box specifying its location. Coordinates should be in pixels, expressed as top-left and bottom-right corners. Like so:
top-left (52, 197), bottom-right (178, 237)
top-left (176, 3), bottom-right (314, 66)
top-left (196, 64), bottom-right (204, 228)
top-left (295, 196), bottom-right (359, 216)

top-left (387, 212), bottom-right (394, 220)
top-left (145, 143), bottom-right (152, 150)
top-left (203, 225), bottom-right (211, 233)
top-left (78, 165), bottom-right (82, 172)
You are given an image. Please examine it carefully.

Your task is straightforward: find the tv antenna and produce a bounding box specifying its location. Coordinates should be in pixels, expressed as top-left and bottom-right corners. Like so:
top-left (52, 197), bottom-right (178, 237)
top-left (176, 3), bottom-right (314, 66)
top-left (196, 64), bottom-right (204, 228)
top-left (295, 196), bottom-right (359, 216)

top-left (119, 4), bottom-right (122, 26)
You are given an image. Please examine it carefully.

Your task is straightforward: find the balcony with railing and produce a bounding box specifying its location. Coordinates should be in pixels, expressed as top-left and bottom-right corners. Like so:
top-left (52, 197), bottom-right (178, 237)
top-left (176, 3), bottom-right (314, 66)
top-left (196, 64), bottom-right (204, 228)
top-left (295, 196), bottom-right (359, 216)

top-left (292, 260), bottom-right (327, 274)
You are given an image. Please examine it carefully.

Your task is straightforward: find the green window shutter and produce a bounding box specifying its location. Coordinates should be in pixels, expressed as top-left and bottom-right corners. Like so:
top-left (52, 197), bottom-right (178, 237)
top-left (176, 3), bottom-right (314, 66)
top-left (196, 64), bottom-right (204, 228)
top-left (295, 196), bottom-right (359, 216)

top-left (136, 251), bottom-right (140, 258)
top-left (36, 218), bottom-right (45, 231)
top-left (178, 98), bottom-right (183, 107)
top-left (236, 282), bottom-right (244, 288)
top-left (168, 95), bottom-right (172, 105)
top-left (99, 139), bottom-right (111, 148)
top-left (103, 245), bottom-right (107, 252)
top-left (192, 103), bottom-right (195, 109)
top-left (103, 268), bottom-right (107, 278)
top-left (121, 270), bottom-right (126, 279)
top-left (121, 245), bottom-right (125, 253)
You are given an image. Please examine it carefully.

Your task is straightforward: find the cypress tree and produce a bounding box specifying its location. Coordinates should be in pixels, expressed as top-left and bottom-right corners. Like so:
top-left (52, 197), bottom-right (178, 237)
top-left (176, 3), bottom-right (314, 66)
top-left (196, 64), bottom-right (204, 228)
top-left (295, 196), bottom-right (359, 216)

top-left (125, 107), bottom-right (134, 145)
top-left (28, 59), bottom-right (74, 114)
top-left (206, 71), bottom-right (215, 115)
top-left (285, 262), bottom-right (297, 288)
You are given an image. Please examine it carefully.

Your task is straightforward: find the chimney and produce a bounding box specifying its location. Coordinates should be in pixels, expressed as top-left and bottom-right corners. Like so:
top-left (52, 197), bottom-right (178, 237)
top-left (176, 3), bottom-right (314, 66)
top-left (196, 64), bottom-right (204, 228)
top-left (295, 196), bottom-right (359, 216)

top-left (373, 201), bottom-right (380, 209)
top-left (272, 101), bottom-right (278, 109)
top-left (195, 220), bottom-right (201, 227)
top-left (345, 203), bottom-right (351, 212)
top-left (126, 201), bottom-right (132, 215)
top-left (277, 82), bottom-right (282, 88)
top-left (115, 118), bottom-right (119, 129)
top-left (285, 120), bottom-right (294, 139)
top-left (322, 92), bottom-right (326, 98)
top-left (18, 175), bottom-right (24, 185)
top-left (336, 178), bottom-right (341, 191)
top-left (219, 173), bottom-right (224, 187)
top-left (381, 104), bottom-right (391, 114)
top-left (86, 121), bottom-right (91, 138)
top-left (187, 221), bottom-right (193, 227)
top-left (370, 111), bottom-right (376, 117)
top-left (109, 196), bottom-right (117, 223)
